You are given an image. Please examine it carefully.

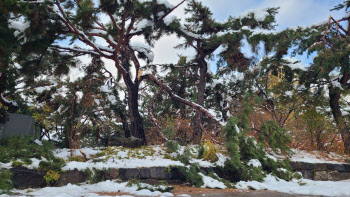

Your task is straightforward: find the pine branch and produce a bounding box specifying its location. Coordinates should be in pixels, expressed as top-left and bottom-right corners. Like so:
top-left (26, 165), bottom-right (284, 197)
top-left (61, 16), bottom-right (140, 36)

top-left (141, 74), bottom-right (223, 126)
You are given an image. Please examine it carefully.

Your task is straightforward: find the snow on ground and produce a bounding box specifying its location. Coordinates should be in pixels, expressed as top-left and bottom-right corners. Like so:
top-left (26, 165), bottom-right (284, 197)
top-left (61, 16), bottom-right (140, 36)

top-left (62, 157), bottom-right (184, 171)
top-left (236, 175), bottom-right (350, 197)
top-left (199, 173), bottom-right (226, 189)
top-left (189, 153), bottom-right (228, 168)
top-left (0, 181), bottom-right (174, 197)
top-left (55, 146), bottom-right (184, 170)
top-left (2, 176), bottom-right (350, 197)
top-left (54, 147), bottom-right (102, 159)
top-left (288, 149), bottom-right (348, 164)
top-left (2, 145), bottom-right (347, 171)
top-left (2, 145), bottom-right (350, 196)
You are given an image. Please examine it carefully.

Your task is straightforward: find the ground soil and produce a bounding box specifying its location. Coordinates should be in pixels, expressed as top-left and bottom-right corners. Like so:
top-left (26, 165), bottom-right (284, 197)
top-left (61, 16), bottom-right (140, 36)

top-left (93, 184), bottom-right (320, 197)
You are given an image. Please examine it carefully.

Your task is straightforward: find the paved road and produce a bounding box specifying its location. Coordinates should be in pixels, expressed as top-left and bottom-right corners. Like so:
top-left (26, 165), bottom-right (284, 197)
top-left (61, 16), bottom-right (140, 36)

top-left (189, 191), bottom-right (323, 197)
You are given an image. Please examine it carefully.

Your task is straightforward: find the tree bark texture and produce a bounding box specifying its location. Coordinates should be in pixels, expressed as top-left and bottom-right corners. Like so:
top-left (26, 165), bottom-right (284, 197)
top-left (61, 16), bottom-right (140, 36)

top-left (194, 59), bottom-right (207, 144)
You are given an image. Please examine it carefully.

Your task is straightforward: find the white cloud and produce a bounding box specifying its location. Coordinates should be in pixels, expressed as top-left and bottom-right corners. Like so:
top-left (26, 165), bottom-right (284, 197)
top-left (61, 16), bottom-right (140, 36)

top-left (260, 0), bottom-right (344, 29)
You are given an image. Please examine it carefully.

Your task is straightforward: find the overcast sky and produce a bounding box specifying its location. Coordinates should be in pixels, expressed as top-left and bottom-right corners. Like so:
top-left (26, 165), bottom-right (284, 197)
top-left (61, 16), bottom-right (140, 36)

top-left (72, 0), bottom-right (347, 80)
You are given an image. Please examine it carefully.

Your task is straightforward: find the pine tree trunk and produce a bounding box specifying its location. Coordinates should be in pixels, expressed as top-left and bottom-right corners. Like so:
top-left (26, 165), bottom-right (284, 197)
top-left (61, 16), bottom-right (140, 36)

top-left (114, 107), bottom-right (130, 138)
top-left (179, 69), bottom-right (187, 119)
top-left (193, 60), bottom-right (207, 144)
top-left (127, 82), bottom-right (146, 144)
top-left (329, 87), bottom-right (350, 154)
top-left (121, 111), bottom-right (131, 138)
top-left (119, 47), bottom-right (146, 144)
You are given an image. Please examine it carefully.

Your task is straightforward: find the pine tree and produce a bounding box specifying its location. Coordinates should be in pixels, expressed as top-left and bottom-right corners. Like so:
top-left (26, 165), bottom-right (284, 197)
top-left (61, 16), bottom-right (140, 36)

top-left (0, 0), bottom-right (27, 113)
top-left (291, 1), bottom-right (350, 153)
top-left (170, 1), bottom-right (279, 143)
top-left (249, 0), bottom-right (350, 153)
top-left (8, 0), bottom-right (194, 144)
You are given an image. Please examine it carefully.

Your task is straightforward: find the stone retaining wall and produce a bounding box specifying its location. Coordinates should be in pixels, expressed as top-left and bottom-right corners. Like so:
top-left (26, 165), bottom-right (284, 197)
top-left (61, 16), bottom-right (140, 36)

top-left (290, 161), bottom-right (350, 181)
top-left (9, 161), bottom-right (350, 189)
top-left (10, 166), bottom-right (185, 189)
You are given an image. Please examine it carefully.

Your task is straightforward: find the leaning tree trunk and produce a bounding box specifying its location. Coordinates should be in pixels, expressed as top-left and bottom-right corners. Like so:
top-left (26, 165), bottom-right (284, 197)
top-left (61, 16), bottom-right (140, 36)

top-left (193, 59), bottom-right (207, 144)
top-left (126, 81), bottom-right (146, 144)
top-left (329, 86), bottom-right (350, 154)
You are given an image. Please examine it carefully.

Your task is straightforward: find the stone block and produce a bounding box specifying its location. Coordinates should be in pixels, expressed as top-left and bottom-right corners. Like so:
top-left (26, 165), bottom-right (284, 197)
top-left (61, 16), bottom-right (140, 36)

top-left (140, 168), bottom-right (150, 179)
top-left (300, 170), bottom-right (314, 180)
top-left (11, 167), bottom-right (46, 189)
top-left (118, 168), bottom-right (140, 180)
top-left (56, 170), bottom-right (88, 186)
top-left (290, 162), bottom-right (314, 170)
top-left (344, 164), bottom-right (350, 172)
top-left (150, 167), bottom-right (168, 180)
top-left (327, 164), bottom-right (345, 172)
top-left (110, 169), bottom-right (119, 179)
top-left (314, 163), bottom-right (327, 171)
top-left (328, 171), bottom-right (342, 181)
top-left (314, 171), bottom-right (328, 181)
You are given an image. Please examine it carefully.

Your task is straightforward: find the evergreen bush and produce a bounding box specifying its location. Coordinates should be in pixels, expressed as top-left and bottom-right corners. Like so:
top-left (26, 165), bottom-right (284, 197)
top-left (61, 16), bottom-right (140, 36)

top-left (178, 164), bottom-right (204, 187)
top-left (0, 170), bottom-right (13, 194)
top-left (258, 121), bottom-right (292, 154)
top-left (223, 117), bottom-right (294, 182)
top-left (38, 157), bottom-right (66, 172)
top-left (176, 146), bottom-right (193, 165)
top-left (0, 136), bottom-right (55, 163)
top-left (166, 140), bottom-right (179, 153)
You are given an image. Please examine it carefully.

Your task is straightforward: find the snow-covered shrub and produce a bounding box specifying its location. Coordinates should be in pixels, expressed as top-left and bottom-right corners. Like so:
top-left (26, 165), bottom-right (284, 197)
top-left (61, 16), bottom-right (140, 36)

top-left (176, 146), bottom-right (193, 165)
top-left (0, 136), bottom-right (55, 164)
top-left (38, 157), bottom-right (66, 172)
top-left (178, 163), bottom-right (204, 187)
top-left (84, 168), bottom-right (113, 184)
top-left (166, 140), bottom-right (179, 153)
top-left (0, 170), bottom-right (12, 194)
top-left (223, 117), bottom-right (294, 182)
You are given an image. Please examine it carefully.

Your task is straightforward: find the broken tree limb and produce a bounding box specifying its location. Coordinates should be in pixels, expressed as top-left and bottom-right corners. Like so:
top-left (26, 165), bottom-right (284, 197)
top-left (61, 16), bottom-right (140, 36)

top-left (141, 74), bottom-right (223, 126)
top-left (148, 87), bottom-right (168, 142)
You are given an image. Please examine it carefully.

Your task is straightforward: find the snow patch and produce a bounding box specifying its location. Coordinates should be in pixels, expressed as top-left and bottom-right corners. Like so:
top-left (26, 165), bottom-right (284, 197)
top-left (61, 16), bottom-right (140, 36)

top-left (285, 91), bottom-right (293, 97)
top-left (283, 57), bottom-right (307, 71)
top-left (236, 7), bottom-right (270, 22)
top-left (130, 41), bottom-right (154, 62)
top-left (247, 159), bottom-right (261, 168)
top-left (237, 174), bottom-right (350, 196)
top-left (199, 173), bottom-right (226, 189)
top-left (163, 15), bottom-right (177, 25)
top-left (34, 139), bottom-right (43, 146)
